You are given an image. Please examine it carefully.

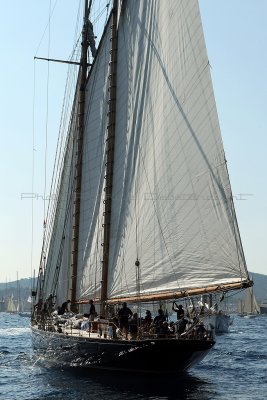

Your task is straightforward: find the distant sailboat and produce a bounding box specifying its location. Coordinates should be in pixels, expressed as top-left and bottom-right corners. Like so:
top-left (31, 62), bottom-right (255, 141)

top-left (31, 0), bottom-right (252, 373)
top-left (240, 287), bottom-right (260, 318)
top-left (7, 294), bottom-right (17, 313)
top-left (0, 298), bottom-right (5, 312)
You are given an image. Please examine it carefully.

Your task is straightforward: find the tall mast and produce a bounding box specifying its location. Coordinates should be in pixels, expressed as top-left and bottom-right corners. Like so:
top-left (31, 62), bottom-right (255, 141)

top-left (100, 0), bottom-right (118, 317)
top-left (70, 0), bottom-right (90, 310)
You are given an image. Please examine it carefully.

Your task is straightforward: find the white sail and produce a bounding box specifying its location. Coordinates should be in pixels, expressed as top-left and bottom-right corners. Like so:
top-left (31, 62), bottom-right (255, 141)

top-left (7, 294), bottom-right (17, 313)
top-left (42, 98), bottom-right (77, 303)
top-left (41, 19), bottom-right (112, 304)
top-left (107, 0), bottom-right (249, 300)
top-left (76, 19), bottom-right (112, 301)
top-left (243, 287), bottom-right (260, 314)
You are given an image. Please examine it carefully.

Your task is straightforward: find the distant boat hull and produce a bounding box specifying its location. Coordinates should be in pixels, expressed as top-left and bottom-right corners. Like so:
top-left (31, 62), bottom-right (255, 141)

top-left (243, 313), bottom-right (258, 319)
top-left (260, 305), bottom-right (267, 314)
top-left (18, 312), bottom-right (31, 318)
top-left (31, 326), bottom-right (214, 373)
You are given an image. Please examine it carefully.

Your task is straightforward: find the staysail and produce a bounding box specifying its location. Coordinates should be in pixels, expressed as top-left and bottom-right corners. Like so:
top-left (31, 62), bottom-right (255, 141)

top-left (41, 87), bottom-right (78, 303)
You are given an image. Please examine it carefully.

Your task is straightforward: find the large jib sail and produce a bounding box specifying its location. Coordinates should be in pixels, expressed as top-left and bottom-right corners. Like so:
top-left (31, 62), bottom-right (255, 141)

top-left (105, 0), bottom-right (251, 302)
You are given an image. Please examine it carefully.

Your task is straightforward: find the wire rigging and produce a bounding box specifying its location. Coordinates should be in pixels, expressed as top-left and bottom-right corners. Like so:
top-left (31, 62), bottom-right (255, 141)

top-left (31, 60), bottom-right (36, 285)
top-left (43, 0), bottom-right (52, 227)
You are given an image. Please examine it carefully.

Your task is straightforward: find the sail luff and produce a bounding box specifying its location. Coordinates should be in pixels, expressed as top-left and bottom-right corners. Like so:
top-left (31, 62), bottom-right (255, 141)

top-left (70, 1), bottom-right (89, 310)
top-left (100, 0), bottom-right (118, 316)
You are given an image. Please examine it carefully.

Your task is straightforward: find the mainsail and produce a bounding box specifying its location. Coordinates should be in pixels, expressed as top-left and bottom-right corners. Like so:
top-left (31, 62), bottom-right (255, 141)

top-left (106, 0), bottom-right (250, 302)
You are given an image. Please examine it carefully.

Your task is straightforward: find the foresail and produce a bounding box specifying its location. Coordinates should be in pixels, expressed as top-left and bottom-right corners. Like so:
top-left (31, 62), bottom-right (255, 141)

top-left (42, 94), bottom-right (77, 304)
top-left (76, 19), bottom-right (112, 302)
top-left (107, 0), bottom-right (249, 301)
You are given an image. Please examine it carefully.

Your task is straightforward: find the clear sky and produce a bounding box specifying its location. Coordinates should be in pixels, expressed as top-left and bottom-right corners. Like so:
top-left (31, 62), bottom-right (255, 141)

top-left (0, 1), bottom-right (266, 283)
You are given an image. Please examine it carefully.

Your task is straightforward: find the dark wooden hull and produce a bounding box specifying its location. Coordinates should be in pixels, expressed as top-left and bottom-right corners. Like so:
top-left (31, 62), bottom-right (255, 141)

top-left (32, 326), bottom-right (214, 373)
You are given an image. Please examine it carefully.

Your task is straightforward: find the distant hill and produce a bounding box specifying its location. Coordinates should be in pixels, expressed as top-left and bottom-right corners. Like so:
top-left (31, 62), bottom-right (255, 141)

top-left (0, 278), bottom-right (34, 301)
top-left (0, 273), bottom-right (266, 302)
top-left (0, 278), bottom-right (35, 312)
top-left (0, 277), bottom-right (34, 291)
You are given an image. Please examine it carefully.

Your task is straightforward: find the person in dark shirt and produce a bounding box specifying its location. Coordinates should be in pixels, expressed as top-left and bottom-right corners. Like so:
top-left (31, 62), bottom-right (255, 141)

top-left (58, 299), bottom-right (71, 315)
top-left (153, 309), bottom-right (166, 327)
top-left (172, 302), bottom-right (185, 320)
top-left (89, 299), bottom-right (96, 320)
top-left (129, 312), bottom-right (140, 339)
top-left (176, 316), bottom-right (188, 335)
top-left (88, 299), bottom-right (96, 332)
top-left (156, 320), bottom-right (171, 337)
top-left (143, 310), bottom-right (152, 331)
top-left (196, 322), bottom-right (207, 339)
top-left (118, 302), bottom-right (132, 338)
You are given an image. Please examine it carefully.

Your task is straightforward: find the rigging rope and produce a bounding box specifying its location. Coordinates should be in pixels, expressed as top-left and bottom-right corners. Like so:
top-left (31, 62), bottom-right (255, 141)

top-left (34, 2), bottom-right (82, 299)
top-left (36, 2), bottom-right (114, 301)
top-left (43, 0), bottom-right (52, 229)
top-left (31, 61), bottom-right (36, 284)
top-left (34, 0), bottom-right (58, 58)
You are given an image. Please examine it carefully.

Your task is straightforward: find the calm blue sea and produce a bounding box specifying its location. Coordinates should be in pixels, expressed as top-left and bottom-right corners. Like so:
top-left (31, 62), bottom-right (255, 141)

top-left (0, 312), bottom-right (266, 400)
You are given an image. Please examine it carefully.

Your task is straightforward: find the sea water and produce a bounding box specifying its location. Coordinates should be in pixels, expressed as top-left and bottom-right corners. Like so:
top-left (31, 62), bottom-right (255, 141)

top-left (0, 312), bottom-right (266, 400)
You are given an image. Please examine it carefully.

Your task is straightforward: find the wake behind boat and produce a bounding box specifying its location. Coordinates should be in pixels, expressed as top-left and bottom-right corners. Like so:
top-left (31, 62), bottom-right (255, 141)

top-left (31, 0), bottom-right (252, 373)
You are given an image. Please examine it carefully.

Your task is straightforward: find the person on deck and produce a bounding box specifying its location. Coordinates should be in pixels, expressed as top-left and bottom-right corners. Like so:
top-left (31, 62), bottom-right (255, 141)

top-left (88, 299), bottom-right (96, 332)
top-left (156, 320), bottom-right (171, 337)
top-left (88, 299), bottom-right (96, 320)
top-left (129, 312), bottom-right (139, 339)
top-left (143, 310), bottom-right (152, 331)
top-left (195, 321), bottom-right (207, 339)
top-left (58, 299), bottom-right (71, 315)
top-left (118, 302), bottom-right (133, 338)
top-left (153, 309), bottom-right (166, 327)
top-left (176, 316), bottom-right (188, 335)
top-left (172, 303), bottom-right (185, 320)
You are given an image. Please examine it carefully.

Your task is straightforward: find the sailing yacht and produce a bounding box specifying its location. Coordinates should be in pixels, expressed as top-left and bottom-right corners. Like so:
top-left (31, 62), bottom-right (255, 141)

top-left (242, 287), bottom-right (260, 318)
top-left (7, 294), bottom-right (17, 313)
top-left (31, 0), bottom-right (252, 373)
